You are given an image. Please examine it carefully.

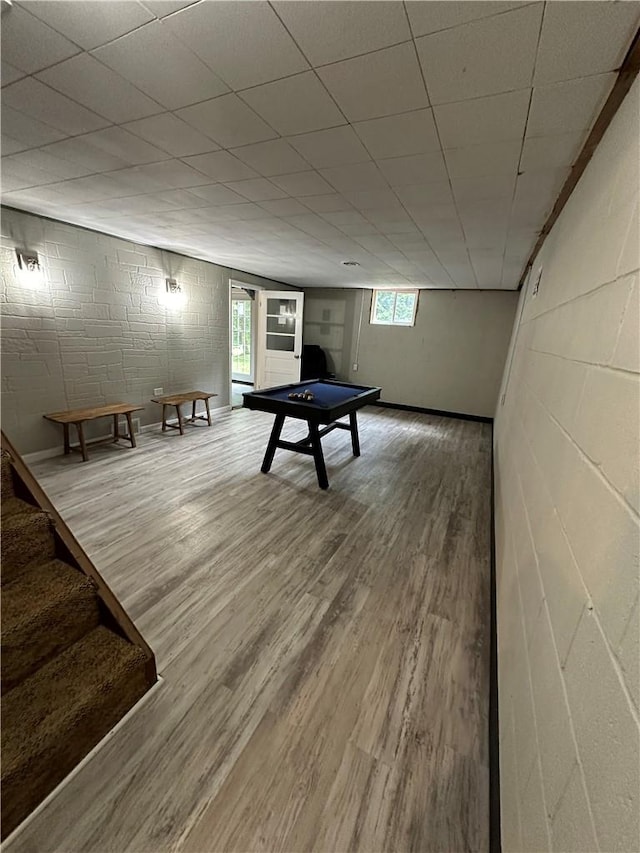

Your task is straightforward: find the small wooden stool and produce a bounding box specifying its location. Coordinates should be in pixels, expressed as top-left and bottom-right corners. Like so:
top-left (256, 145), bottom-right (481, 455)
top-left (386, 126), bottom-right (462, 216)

top-left (151, 391), bottom-right (218, 436)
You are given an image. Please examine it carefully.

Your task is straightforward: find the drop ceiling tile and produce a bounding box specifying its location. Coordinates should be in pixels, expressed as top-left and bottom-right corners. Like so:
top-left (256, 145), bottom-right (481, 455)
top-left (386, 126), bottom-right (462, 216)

top-left (123, 113), bottom-right (219, 157)
top-left (142, 2), bottom-right (198, 18)
top-left (452, 174), bottom-right (516, 202)
top-left (272, 1), bottom-right (411, 66)
top-left (177, 94), bottom-right (277, 148)
top-left (186, 184), bottom-right (248, 206)
top-left (133, 159), bottom-right (213, 189)
top-left (301, 194), bottom-right (354, 213)
top-left (1, 5), bottom-right (80, 73)
top-left (417, 4), bottom-right (542, 105)
top-left (342, 189), bottom-right (402, 211)
top-left (534, 2), bottom-right (640, 86)
top-left (182, 150), bottom-right (259, 182)
top-left (527, 74), bottom-right (616, 137)
top-left (230, 140), bottom-right (311, 177)
top-left (2, 78), bottom-right (110, 135)
top-left (1, 62), bottom-right (25, 87)
top-left (444, 140), bottom-right (522, 179)
top-left (376, 151), bottom-right (448, 186)
top-left (163, 1), bottom-right (309, 90)
top-left (520, 132), bottom-right (587, 172)
top-left (1, 156), bottom-right (63, 190)
top-left (271, 171), bottom-right (335, 197)
top-left (7, 148), bottom-right (93, 181)
top-left (435, 89), bottom-right (530, 148)
top-left (1, 135), bottom-right (26, 155)
top-left (19, 1), bottom-right (155, 50)
top-left (0, 105), bottom-right (67, 148)
top-left (320, 161), bottom-right (389, 193)
top-left (353, 109), bottom-right (440, 159)
top-left (37, 54), bottom-right (162, 124)
top-left (239, 73), bottom-right (344, 136)
top-left (287, 126), bottom-right (370, 169)
top-left (223, 178), bottom-right (288, 202)
top-left (43, 127), bottom-right (167, 172)
top-left (395, 181), bottom-right (455, 208)
top-left (258, 198), bottom-right (310, 217)
top-left (407, 2), bottom-right (527, 38)
top-left (317, 42), bottom-right (428, 123)
top-left (93, 21), bottom-right (229, 110)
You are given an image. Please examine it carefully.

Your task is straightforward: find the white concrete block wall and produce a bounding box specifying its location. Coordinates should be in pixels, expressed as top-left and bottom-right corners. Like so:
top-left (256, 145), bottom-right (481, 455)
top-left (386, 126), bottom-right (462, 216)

top-left (0, 208), bottom-right (290, 453)
top-left (494, 78), bottom-right (640, 851)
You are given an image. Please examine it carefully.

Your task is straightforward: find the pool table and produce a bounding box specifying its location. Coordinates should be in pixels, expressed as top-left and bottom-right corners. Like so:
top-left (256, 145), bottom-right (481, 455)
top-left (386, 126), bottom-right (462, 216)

top-left (242, 379), bottom-right (381, 489)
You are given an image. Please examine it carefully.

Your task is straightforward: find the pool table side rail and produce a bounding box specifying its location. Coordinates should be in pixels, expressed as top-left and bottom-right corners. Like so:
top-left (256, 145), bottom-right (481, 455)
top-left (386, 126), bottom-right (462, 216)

top-left (242, 380), bottom-right (381, 423)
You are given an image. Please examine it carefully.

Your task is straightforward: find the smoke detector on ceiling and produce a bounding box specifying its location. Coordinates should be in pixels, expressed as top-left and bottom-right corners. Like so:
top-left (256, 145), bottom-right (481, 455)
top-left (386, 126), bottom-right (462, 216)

top-left (342, 261), bottom-right (360, 267)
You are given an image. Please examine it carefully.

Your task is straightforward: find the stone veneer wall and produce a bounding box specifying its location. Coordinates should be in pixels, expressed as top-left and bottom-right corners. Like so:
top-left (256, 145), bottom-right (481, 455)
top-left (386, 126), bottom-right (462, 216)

top-left (1, 207), bottom-right (293, 454)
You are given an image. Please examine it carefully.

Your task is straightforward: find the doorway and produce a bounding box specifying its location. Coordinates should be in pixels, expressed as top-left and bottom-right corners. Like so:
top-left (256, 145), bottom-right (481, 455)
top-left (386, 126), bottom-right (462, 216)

top-left (230, 285), bottom-right (256, 408)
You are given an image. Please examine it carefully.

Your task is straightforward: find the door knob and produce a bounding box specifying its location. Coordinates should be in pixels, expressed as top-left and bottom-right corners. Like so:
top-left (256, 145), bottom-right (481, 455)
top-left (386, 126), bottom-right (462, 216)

top-left (294, 354), bottom-right (300, 359)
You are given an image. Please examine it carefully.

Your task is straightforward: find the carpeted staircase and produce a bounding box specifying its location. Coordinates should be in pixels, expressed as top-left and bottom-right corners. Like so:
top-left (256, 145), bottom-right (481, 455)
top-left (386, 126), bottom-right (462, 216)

top-left (1, 440), bottom-right (156, 839)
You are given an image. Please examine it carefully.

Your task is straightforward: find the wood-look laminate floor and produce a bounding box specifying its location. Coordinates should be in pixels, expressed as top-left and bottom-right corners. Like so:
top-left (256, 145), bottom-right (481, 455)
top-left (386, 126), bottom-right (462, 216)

top-left (6, 406), bottom-right (491, 853)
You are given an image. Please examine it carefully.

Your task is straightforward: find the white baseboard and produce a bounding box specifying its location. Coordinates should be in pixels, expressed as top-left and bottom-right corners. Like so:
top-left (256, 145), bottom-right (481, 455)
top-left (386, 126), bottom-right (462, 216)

top-left (2, 675), bottom-right (165, 846)
top-left (24, 406), bottom-right (233, 464)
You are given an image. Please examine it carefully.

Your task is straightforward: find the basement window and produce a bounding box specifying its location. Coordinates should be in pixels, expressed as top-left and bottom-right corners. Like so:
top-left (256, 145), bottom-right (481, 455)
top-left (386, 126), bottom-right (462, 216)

top-left (370, 289), bottom-right (418, 326)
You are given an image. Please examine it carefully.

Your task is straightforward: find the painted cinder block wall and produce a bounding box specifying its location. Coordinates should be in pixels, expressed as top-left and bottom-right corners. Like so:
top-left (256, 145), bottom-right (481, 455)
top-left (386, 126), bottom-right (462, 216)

top-left (494, 77), bottom-right (639, 851)
top-left (0, 207), bottom-right (293, 454)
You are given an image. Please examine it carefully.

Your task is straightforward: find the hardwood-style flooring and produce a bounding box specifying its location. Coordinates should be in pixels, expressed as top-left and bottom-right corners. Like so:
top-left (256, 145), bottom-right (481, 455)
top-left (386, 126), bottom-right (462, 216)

top-left (5, 406), bottom-right (491, 853)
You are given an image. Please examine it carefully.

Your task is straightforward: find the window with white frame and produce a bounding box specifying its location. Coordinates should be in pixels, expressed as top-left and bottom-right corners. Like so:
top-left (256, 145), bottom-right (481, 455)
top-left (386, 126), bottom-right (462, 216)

top-left (370, 289), bottom-right (418, 326)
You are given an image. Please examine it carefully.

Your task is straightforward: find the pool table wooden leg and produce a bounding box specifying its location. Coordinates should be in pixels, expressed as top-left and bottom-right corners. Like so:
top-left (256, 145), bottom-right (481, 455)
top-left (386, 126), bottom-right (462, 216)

top-left (262, 414), bottom-right (285, 473)
top-left (349, 411), bottom-right (361, 457)
top-left (309, 422), bottom-right (329, 490)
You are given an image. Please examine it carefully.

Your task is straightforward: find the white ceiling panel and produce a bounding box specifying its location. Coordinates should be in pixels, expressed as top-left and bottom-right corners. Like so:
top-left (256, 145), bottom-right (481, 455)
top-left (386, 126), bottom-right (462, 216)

top-left (272, 1), bottom-right (411, 67)
top-left (1, 4), bottom-right (80, 74)
top-left (123, 113), bottom-right (219, 157)
top-left (1, 62), bottom-right (25, 88)
top-left (36, 54), bottom-right (162, 124)
top-left (182, 150), bottom-right (259, 182)
top-left (435, 89), bottom-right (531, 148)
top-left (223, 178), bottom-right (288, 202)
top-left (239, 72), bottom-right (345, 136)
top-left (444, 140), bottom-right (522, 179)
top-left (1, 0), bottom-right (635, 290)
top-left (287, 126), bottom-right (370, 169)
top-left (176, 94), bottom-right (277, 148)
top-left (1, 104), bottom-right (67, 149)
top-left (163, 1), bottom-right (309, 90)
top-left (270, 171), bottom-right (335, 198)
top-left (2, 78), bottom-right (110, 135)
top-left (317, 42), bottom-right (429, 123)
top-left (19, 1), bottom-right (154, 50)
top-left (93, 21), bottom-right (229, 110)
top-left (534, 2), bottom-right (640, 85)
top-left (519, 131), bottom-right (587, 172)
top-left (527, 73), bottom-right (617, 137)
top-left (376, 151), bottom-right (448, 187)
top-left (230, 139), bottom-right (311, 177)
top-left (417, 4), bottom-right (543, 105)
top-left (354, 108), bottom-right (440, 159)
top-left (406, 2), bottom-right (529, 38)
top-left (320, 162), bottom-right (389, 193)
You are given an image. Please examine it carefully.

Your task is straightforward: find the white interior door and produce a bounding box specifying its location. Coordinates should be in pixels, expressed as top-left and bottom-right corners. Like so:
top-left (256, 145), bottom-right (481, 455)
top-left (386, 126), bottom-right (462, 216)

top-left (255, 291), bottom-right (304, 389)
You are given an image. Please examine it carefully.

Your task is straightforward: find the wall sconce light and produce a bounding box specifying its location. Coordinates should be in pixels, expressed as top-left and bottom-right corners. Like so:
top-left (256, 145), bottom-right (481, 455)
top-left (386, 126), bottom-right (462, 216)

top-left (16, 249), bottom-right (40, 272)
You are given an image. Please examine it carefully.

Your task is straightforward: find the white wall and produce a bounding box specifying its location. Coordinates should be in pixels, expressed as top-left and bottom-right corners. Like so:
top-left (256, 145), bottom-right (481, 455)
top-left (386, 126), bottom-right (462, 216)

top-left (0, 208), bottom-right (292, 453)
top-left (303, 287), bottom-right (518, 418)
top-left (494, 78), bottom-right (639, 852)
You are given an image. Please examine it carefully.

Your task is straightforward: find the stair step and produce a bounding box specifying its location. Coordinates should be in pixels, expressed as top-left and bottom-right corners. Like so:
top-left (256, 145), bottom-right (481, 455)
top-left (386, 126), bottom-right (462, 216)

top-left (1, 626), bottom-right (149, 838)
top-left (1, 450), bottom-right (14, 498)
top-left (1, 500), bottom-right (55, 585)
top-left (1, 560), bottom-right (100, 694)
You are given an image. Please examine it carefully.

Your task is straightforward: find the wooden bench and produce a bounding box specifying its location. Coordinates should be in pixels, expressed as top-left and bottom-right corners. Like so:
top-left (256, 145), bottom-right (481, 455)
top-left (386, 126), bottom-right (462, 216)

top-left (151, 390), bottom-right (218, 435)
top-left (43, 403), bottom-right (144, 462)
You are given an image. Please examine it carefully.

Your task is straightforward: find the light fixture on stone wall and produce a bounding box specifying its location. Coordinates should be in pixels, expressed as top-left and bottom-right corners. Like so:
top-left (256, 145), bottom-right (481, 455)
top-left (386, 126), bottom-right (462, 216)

top-left (16, 248), bottom-right (45, 287)
top-left (165, 278), bottom-right (182, 294)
